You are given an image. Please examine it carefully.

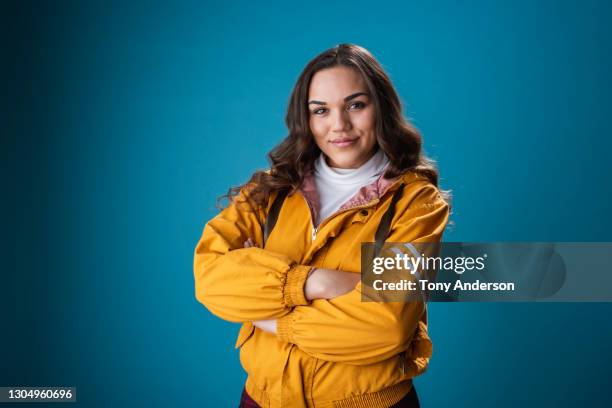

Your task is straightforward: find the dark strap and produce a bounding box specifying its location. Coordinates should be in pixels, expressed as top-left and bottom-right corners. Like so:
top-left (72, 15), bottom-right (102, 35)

top-left (374, 183), bottom-right (405, 257)
top-left (263, 189), bottom-right (288, 245)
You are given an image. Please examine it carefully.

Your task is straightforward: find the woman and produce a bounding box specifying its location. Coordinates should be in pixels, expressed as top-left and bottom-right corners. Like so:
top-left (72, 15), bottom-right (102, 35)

top-left (194, 44), bottom-right (450, 408)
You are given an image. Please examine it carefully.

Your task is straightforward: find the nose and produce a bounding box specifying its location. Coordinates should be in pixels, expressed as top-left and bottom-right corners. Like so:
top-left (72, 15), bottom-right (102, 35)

top-left (331, 109), bottom-right (352, 132)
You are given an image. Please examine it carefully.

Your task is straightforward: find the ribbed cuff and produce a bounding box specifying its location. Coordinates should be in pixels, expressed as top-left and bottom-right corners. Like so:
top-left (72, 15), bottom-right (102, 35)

top-left (282, 265), bottom-right (312, 307)
top-left (276, 313), bottom-right (295, 343)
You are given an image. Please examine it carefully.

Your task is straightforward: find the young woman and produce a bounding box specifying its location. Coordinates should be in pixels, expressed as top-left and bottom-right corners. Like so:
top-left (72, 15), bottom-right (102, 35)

top-left (194, 44), bottom-right (450, 408)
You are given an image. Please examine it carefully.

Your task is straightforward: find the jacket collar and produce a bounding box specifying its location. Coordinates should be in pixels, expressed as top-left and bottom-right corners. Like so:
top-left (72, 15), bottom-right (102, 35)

top-left (299, 165), bottom-right (426, 221)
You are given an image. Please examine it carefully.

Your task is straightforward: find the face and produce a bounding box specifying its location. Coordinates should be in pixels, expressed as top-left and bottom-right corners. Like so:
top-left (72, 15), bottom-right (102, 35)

top-left (308, 65), bottom-right (378, 169)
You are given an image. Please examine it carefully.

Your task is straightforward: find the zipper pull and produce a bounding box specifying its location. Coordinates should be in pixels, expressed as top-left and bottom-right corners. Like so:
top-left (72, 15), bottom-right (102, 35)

top-left (311, 226), bottom-right (317, 241)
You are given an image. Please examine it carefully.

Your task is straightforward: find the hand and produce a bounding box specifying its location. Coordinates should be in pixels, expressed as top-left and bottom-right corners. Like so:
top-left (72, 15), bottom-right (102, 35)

top-left (243, 238), bottom-right (359, 300)
top-left (305, 268), bottom-right (361, 300)
top-left (252, 319), bottom-right (277, 334)
top-left (244, 238), bottom-right (258, 248)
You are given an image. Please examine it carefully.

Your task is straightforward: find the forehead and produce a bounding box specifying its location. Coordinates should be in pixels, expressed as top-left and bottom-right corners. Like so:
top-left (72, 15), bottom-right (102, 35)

top-left (308, 66), bottom-right (367, 99)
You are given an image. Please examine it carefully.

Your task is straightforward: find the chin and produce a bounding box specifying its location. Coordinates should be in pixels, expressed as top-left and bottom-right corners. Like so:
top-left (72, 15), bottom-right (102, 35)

top-left (331, 157), bottom-right (362, 169)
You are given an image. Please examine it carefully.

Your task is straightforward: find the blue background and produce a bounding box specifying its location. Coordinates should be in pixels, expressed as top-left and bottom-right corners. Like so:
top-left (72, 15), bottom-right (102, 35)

top-left (4, 0), bottom-right (612, 406)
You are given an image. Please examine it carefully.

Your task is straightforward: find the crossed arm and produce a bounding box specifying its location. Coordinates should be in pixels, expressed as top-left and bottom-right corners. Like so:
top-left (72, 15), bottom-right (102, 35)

top-left (194, 184), bottom-right (449, 365)
top-left (243, 238), bottom-right (360, 334)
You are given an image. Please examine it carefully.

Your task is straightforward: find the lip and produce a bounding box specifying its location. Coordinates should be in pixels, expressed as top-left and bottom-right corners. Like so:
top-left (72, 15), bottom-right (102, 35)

top-left (330, 137), bottom-right (358, 147)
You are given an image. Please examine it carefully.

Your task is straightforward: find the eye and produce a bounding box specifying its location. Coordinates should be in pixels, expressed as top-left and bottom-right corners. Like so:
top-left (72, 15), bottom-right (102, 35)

top-left (312, 107), bottom-right (327, 115)
top-left (348, 101), bottom-right (366, 110)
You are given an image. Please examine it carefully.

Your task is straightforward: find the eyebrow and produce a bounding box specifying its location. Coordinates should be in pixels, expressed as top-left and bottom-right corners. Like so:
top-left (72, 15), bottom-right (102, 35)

top-left (308, 92), bottom-right (369, 106)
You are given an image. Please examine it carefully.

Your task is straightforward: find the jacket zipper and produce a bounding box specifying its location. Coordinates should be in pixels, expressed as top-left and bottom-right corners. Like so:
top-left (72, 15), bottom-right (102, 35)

top-left (310, 200), bottom-right (380, 243)
top-left (303, 178), bottom-right (403, 243)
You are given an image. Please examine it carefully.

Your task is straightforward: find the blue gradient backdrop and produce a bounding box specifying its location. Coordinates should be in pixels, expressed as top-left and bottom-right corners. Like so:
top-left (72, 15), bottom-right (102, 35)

top-left (4, 0), bottom-right (612, 407)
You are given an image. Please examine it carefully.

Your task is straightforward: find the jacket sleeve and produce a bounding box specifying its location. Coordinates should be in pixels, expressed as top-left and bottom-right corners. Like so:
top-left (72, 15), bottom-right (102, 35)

top-left (275, 183), bottom-right (449, 365)
top-left (194, 190), bottom-right (313, 323)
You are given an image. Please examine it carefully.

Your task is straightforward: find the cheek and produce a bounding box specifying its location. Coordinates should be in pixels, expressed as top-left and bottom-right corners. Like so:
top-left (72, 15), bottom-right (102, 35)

top-left (309, 118), bottom-right (328, 140)
top-left (353, 108), bottom-right (376, 132)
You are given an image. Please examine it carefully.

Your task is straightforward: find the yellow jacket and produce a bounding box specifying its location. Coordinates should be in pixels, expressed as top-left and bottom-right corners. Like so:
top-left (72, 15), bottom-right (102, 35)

top-left (194, 170), bottom-right (449, 408)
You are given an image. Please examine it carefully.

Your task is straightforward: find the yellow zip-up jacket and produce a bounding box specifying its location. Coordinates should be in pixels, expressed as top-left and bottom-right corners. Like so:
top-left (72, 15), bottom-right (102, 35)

top-left (194, 170), bottom-right (449, 408)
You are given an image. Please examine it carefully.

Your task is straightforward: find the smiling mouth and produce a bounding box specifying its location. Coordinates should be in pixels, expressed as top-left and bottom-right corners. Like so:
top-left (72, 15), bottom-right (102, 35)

top-left (330, 138), bottom-right (358, 147)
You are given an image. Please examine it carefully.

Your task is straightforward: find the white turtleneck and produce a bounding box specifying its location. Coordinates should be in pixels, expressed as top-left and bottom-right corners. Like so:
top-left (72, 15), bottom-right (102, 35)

top-left (313, 148), bottom-right (389, 226)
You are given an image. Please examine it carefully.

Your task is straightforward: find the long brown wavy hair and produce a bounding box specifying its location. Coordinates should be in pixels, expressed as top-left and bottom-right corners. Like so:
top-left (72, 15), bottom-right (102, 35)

top-left (221, 43), bottom-right (446, 209)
